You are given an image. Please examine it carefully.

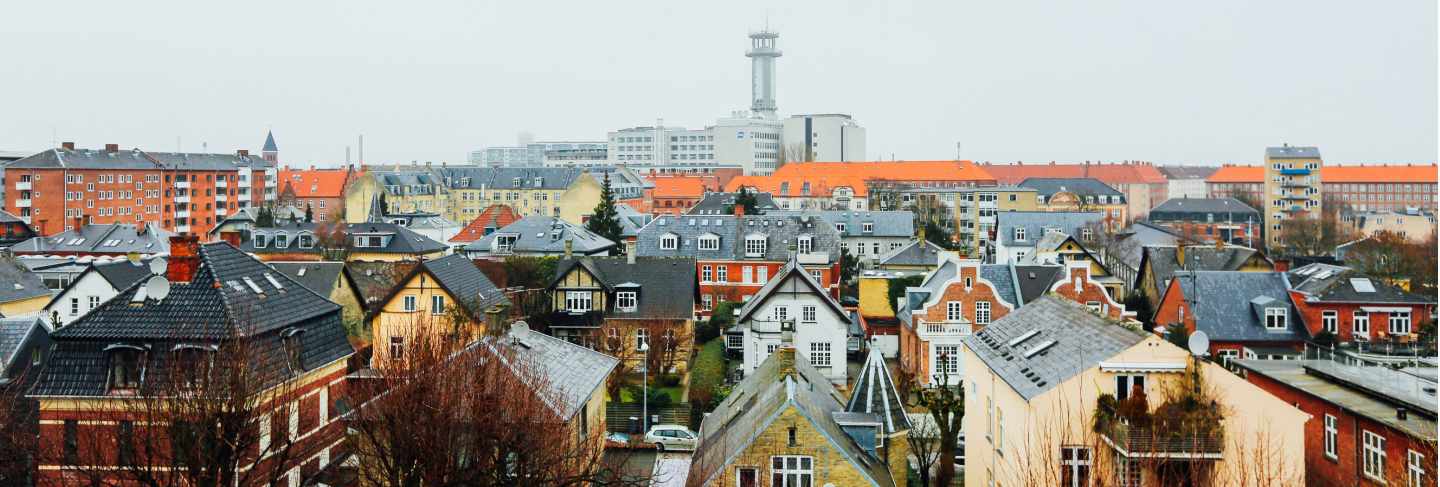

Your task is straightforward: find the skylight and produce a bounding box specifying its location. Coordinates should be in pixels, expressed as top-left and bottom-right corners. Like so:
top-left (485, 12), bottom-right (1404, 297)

top-left (241, 277), bottom-right (264, 294)
top-left (1350, 278), bottom-right (1376, 293)
top-left (1007, 329), bottom-right (1041, 347)
top-left (1313, 270), bottom-right (1333, 279)
top-left (264, 273), bottom-right (285, 290)
top-left (1022, 340), bottom-right (1058, 358)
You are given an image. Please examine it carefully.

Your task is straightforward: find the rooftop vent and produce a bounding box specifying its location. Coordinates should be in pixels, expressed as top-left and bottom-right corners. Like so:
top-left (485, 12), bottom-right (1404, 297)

top-left (1022, 340), bottom-right (1058, 358)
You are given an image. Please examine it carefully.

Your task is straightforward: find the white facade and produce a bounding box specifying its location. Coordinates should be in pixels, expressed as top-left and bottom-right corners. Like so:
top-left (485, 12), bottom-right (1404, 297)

top-left (43, 268), bottom-right (128, 327)
top-left (782, 114), bottom-right (867, 162)
top-left (473, 141), bottom-right (607, 168)
top-left (1167, 178), bottom-right (1208, 200)
top-left (607, 114), bottom-right (782, 175)
top-left (739, 268), bottom-right (850, 384)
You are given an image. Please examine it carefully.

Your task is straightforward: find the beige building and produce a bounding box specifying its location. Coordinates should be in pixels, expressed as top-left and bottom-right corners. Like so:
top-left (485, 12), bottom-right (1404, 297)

top-left (1263, 145), bottom-right (1323, 249)
top-left (963, 296), bottom-right (1306, 487)
top-left (955, 187), bottom-right (1038, 253)
top-left (344, 167), bottom-right (604, 226)
top-left (367, 254), bottom-right (510, 366)
top-left (1345, 209), bottom-right (1437, 242)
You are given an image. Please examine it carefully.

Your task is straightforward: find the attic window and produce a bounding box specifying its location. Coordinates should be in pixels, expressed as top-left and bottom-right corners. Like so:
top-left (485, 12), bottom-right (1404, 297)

top-left (862, 222), bottom-right (874, 233)
top-left (616, 291), bottom-right (637, 312)
top-left (241, 277), bottom-right (265, 295)
top-left (1350, 278), bottom-right (1376, 293)
top-left (1022, 340), bottom-right (1057, 358)
top-left (744, 235), bottom-right (767, 257)
top-left (274, 233), bottom-right (289, 248)
top-left (1014, 227), bottom-right (1026, 241)
top-left (253, 234), bottom-right (268, 248)
top-left (660, 234), bottom-right (679, 250)
top-left (298, 234), bottom-right (314, 249)
top-left (105, 344), bottom-right (147, 393)
top-left (264, 273), bottom-right (285, 290)
top-left (1265, 308), bottom-right (1287, 330)
top-left (698, 234), bottom-right (720, 251)
top-left (172, 344), bottom-right (216, 388)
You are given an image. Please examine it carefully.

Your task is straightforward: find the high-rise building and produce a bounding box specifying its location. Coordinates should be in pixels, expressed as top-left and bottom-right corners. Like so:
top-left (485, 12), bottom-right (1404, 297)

top-left (471, 141), bottom-right (606, 168)
top-left (782, 114), bottom-right (866, 162)
top-left (746, 30), bottom-right (782, 120)
top-left (1262, 145), bottom-right (1323, 249)
top-left (607, 114), bottom-right (782, 175)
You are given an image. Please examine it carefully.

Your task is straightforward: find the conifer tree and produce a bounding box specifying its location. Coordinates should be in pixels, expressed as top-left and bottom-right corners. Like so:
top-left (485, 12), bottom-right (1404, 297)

top-left (586, 172), bottom-right (624, 251)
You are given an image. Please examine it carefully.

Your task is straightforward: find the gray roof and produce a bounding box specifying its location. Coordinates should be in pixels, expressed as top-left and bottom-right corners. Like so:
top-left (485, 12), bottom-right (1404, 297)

top-left (91, 259), bottom-right (157, 290)
top-left (963, 296), bottom-right (1147, 401)
top-left (1109, 222), bottom-right (1190, 272)
top-left (690, 349), bottom-right (895, 487)
top-left (995, 211), bottom-right (1105, 247)
top-left (876, 239), bottom-right (943, 267)
top-left (735, 258), bottom-right (850, 325)
top-left (267, 262), bottom-right (347, 298)
top-left (238, 221), bottom-right (324, 254)
top-left (897, 261), bottom-right (1025, 325)
top-left (1018, 177), bottom-right (1125, 200)
top-left (1288, 263), bottom-right (1435, 305)
top-left (815, 211), bottom-right (915, 238)
top-left (1156, 165), bottom-right (1219, 180)
top-left (347, 222), bottom-right (449, 255)
top-left (635, 213), bottom-right (843, 262)
top-left (30, 242), bottom-right (354, 397)
top-left (344, 262), bottom-right (416, 311)
top-left (615, 203), bottom-right (652, 238)
top-left (0, 209), bottom-right (26, 224)
top-left (263, 131), bottom-right (278, 152)
top-left (1013, 265), bottom-right (1064, 304)
top-left (1234, 359), bottom-right (1435, 441)
top-left (1150, 197), bottom-right (1258, 217)
top-left (436, 166), bottom-right (585, 190)
top-left (0, 256), bottom-right (49, 305)
top-left (10, 223), bottom-right (171, 255)
top-left (465, 216), bottom-right (616, 255)
top-left (686, 192), bottom-right (781, 215)
top-left (415, 254), bottom-right (510, 316)
top-left (0, 315), bottom-right (48, 373)
top-left (845, 348), bottom-right (911, 435)
top-left (551, 256), bottom-right (696, 320)
top-left (979, 264), bottom-right (1020, 307)
top-left (6, 147), bottom-right (272, 171)
top-left (1171, 271), bottom-right (1310, 343)
top-left (1141, 245), bottom-right (1267, 292)
top-left (1266, 146), bottom-right (1321, 159)
top-left (478, 323), bottom-right (618, 420)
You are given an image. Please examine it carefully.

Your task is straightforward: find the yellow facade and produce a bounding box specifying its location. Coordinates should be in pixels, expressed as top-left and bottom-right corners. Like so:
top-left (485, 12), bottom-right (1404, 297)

top-left (345, 171), bottom-right (601, 227)
top-left (1263, 149), bottom-right (1323, 249)
top-left (697, 405), bottom-right (903, 487)
top-left (557, 173), bottom-right (602, 225)
top-left (0, 294), bottom-right (49, 318)
top-left (344, 174), bottom-right (384, 224)
top-left (963, 334), bottom-right (1307, 487)
top-left (346, 249), bottom-right (444, 263)
top-left (551, 264), bottom-right (695, 373)
top-left (858, 275), bottom-right (896, 319)
top-left (955, 187), bottom-right (1038, 253)
top-left (369, 270), bottom-right (477, 366)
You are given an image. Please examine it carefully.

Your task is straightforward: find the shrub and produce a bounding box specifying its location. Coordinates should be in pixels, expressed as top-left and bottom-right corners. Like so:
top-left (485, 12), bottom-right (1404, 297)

top-left (658, 374), bottom-right (682, 388)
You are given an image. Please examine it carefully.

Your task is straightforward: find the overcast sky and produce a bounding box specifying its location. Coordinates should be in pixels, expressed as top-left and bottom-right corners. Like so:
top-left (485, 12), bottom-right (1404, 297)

top-left (1, 1), bottom-right (1434, 167)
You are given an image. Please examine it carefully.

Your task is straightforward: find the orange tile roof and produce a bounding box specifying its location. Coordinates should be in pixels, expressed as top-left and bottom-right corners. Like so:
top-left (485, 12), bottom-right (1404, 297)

top-left (726, 174), bottom-right (874, 197)
top-left (649, 175), bottom-right (715, 199)
top-left (772, 160), bottom-right (995, 183)
top-left (450, 205), bottom-right (521, 243)
top-left (1205, 164), bottom-right (1437, 184)
top-left (979, 162), bottom-right (1167, 185)
top-left (279, 168), bottom-right (354, 198)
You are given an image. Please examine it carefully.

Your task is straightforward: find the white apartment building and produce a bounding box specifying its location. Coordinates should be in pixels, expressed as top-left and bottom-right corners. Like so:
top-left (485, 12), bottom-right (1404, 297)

top-left (471, 141), bottom-right (607, 168)
top-left (782, 114), bottom-right (866, 162)
top-left (607, 113), bottom-right (782, 175)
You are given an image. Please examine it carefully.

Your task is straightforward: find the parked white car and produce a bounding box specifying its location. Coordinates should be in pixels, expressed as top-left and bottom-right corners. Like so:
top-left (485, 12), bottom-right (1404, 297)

top-left (644, 424), bottom-right (698, 452)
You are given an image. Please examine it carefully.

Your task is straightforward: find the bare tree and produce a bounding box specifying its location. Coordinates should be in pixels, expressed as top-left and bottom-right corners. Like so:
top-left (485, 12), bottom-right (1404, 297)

top-left (906, 409), bottom-right (943, 487)
top-left (914, 354), bottom-right (963, 486)
top-left (0, 378), bottom-right (39, 486)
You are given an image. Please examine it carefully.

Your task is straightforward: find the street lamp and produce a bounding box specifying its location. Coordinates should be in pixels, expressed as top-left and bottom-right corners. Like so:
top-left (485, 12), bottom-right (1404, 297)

top-left (639, 340), bottom-right (650, 435)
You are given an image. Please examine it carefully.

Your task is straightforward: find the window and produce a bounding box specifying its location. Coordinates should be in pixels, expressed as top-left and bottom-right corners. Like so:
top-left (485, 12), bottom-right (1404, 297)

top-left (796, 235), bottom-right (812, 254)
top-left (1060, 446), bottom-right (1091, 487)
top-left (298, 234), bottom-right (314, 248)
top-left (64, 420), bottom-right (78, 465)
top-left (430, 295), bottom-right (445, 315)
top-left (947, 301), bottom-right (964, 322)
top-left (109, 348), bottom-right (144, 390)
top-left (660, 234), bottom-right (678, 250)
top-left (757, 266), bottom-right (768, 283)
top-left (737, 468), bottom-right (758, 487)
top-left (701, 294), bottom-right (713, 311)
top-left (975, 301), bottom-right (993, 325)
top-left (770, 456), bottom-right (813, 487)
top-left (698, 234), bottom-right (719, 251)
top-left (1409, 450), bottom-right (1427, 487)
top-left (402, 295), bottom-right (417, 312)
top-left (744, 235), bottom-right (766, 256)
top-left (253, 233), bottom-right (268, 248)
top-left (70, 297), bottom-right (80, 316)
top-left (1265, 308), bottom-right (1287, 330)
top-left (1086, 301), bottom-right (1103, 314)
top-left (1390, 311), bottom-right (1412, 335)
top-left (1114, 457), bottom-right (1141, 487)
top-left (274, 233), bottom-right (289, 248)
top-left (616, 291), bottom-right (637, 312)
top-left (636, 328), bottom-right (649, 349)
top-left (742, 266), bottom-right (753, 283)
top-left (1115, 374), bottom-right (1145, 401)
top-left (1218, 349), bottom-right (1239, 367)
top-left (773, 306), bottom-right (789, 321)
top-left (862, 222), bottom-right (874, 233)
top-left (565, 291), bottom-right (592, 312)
top-left (1014, 227), bottom-right (1026, 241)
top-left (801, 305), bottom-right (817, 323)
top-left (1322, 311), bottom-right (1338, 334)
top-left (1363, 430), bottom-right (1386, 481)
top-left (1354, 311), bottom-right (1371, 338)
top-left (1081, 227), bottom-right (1094, 242)
top-left (389, 336), bottom-right (405, 361)
top-left (726, 332), bottom-right (743, 350)
top-left (1323, 414), bottom-right (1337, 459)
top-left (810, 342), bottom-right (832, 367)
top-left (936, 345), bottom-right (960, 376)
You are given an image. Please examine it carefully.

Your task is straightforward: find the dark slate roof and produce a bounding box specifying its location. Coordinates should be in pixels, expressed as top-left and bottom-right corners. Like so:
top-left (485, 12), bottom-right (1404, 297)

top-left (845, 348), bottom-right (911, 435)
top-left (238, 221), bottom-right (325, 254)
top-left (690, 349), bottom-right (894, 487)
top-left (1288, 263), bottom-right (1435, 305)
top-left (1156, 165), bottom-right (1219, 180)
top-left (10, 224), bottom-right (171, 255)
top-left (1110, 222), bottom-right (1190, 272)
top-left (1266, 146), bottom-right (1321, 159)
top-left (437, 167), bottom-right (584, 190)
top-left (416, 254), bottom-right (510, 316)
top-left (0, 315), bottom-right (47, 372)
top-left (814, 211), bottom-right (915, 238)
top-left (963, 296), bottom-right (1147, 400)
top-left (615, 204), bottom-right (652, 239)
top-left (348, 222), bottom-right (448, 255)
top-left (1172, 271), bottom-right (1310, 343)
top-left (979, 264), bottom-right (1020, 307)
top-left (686, 192), bottom-right (781, 215)
top-left (464, 216), bottom-right (616, 255)
top-left (6, 148), bottom-right (160, 170)
top-left (1013, 265), bottom-right (1064, 304)
top-left (0, 209), bottom-right (26, 224)
top-left (1233, 359), bottom-right (1436, 441)
top-left (1149, 197), bottom-right (1259, 218)
top-left (1141, 245), bottom-right (1267, 293)
top-left (267, 262), bottom-right (346, 298)
top-left (345, 262), bottom-right (416, 310)
top-left (0, 256), bottom-right (49, 305)
top-left (551, 256), bottom-right (696, 320)
top-left (635, 213), bottom-right (843, 262)
top-left (1017, 177), bottom-right (1125, 200)
top-left (477, 323), bottom-right (618, 420)
top-left (876, 239), bottom-right (943, 267)
top-left (263, 130), bottom-right (278, 152)
top-left (92, 259), bottom-right (157, 290)
top-left (30, 242), bottom-right (353, 397)
top-left (996, 211), bottom-right (1104, 247)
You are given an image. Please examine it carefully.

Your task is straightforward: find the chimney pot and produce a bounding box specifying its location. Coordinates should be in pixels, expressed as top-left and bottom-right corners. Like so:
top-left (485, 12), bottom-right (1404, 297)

top-left (237, 149), bottom-right (249, 157)
top-left (626, 240), bottom-right (636, 264)
top-left (105, 143), bottom-right (119, 153)
top-left (564, 239), bottom-right (574, 259)
top-left (61, 141), bottom-right (75, 150)
top-left (1397, 407), bottom-right (1408, 420)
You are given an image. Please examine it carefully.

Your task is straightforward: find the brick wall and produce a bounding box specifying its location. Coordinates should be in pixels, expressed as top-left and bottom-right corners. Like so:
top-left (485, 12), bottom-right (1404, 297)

top-left (1289, 292), bottom-right (1434, 343)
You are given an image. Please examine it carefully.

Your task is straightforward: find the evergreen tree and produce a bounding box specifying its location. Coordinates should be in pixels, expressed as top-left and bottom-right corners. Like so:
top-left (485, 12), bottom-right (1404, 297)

top-left (305, 203), bottom-right (314, 223)
top-left (585, 172), bottom-right (624, 250)
top-left (734, 187), bottom-right (759, 214)
top-left (256, 206), bottom-right (275, 227)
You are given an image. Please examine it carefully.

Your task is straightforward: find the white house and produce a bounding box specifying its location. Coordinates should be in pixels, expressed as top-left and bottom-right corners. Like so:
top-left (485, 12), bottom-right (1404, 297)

top-left (43, 258), bottom-right (156, 328)
top-left (736, 257), bottom-right (852, 384)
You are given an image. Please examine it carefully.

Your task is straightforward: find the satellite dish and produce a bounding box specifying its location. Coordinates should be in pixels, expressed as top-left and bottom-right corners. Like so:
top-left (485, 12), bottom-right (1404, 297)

top-left (148, 258), bottom-right (168, 276)
top-left (1187, 330), bottom-right (1210, 357)
top-left (144, 276), bottom-right (171, 303)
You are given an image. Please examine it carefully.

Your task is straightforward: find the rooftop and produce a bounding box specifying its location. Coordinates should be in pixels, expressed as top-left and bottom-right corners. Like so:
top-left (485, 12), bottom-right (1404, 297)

top-left (964, 296), bottom-right (1147, 400)
top-left (981, 161), bottom-right (1167, 185)
top-left (1235, 359), bottom-right (1436, 441)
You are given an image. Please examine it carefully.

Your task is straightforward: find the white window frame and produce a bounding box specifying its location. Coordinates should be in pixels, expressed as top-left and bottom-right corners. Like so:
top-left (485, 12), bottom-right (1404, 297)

top-left (976, 301), bottom-right (992, 325)
top-left (1354, 311), bottom-right (1371, 339)
top-left (770, 455), bottom-right (813, 487)
top-left (1014, 227), bottom-right (1026, 241)
top-left (717, 265), bottom-right (728, 283)
top-left (430, 295), bottom-right (445, 315)
top-left (1265, 308), bottom-right (1287, 330)
top-left (701, 294), bottom-right (713, 311)
top-left (744, 235), bottom-right (766, 256)
top-left (801, 305), bottom-right (817, 323)
top-left (1060, 446), bottom-right (1092, 487)
top-left (809, 342), bottom-right (832, 368)
top-left (698, 235), bottom-right (719, 251)
top-left (660, 234), bottom-right (679, 250)
top-left (616, 291), bottom-right (637, 312)
top-left (1409, 450), bottom-right (1426, 487)
top-left (565, 291), bottom-right (592, 312)
top-left (1322, 310), bottom-right (1338, 334)
top-left (935, 345), bottom-right (960, 377)
top-left (796, 235), bottom-right (812, 254)
top-left (1323, 414), bottom-right (1337, 459)
top-left (946, 301), bottom-right (964, 322)
top-left (773, 306), bottom-right (789, 322)
top-left (70, 297), bottom-right (80, 317)
top-left (742, 266), bottom-right (753, 283)
top-left (636, 328), bottom-right (649, 349)
top-left (1389, 310), bottom-right (1412, 335)
top-left (701, 265), bottom-right (712, 282)
top-left (402, 295), bottom-right (417, 312)
top-left (1115, 374), bottom-right (1146, 401)
top-left (1363, 430), bottom-right (1386, 481)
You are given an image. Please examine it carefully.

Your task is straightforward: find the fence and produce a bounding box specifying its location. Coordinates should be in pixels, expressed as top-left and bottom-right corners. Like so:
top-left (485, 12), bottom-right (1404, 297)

top-left (606, 403), bottom-right (690, 434)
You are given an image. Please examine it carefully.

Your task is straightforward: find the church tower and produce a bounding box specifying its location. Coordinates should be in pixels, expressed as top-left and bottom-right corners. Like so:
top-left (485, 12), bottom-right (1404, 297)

top-left (262, 130), bottom-right (279, 164)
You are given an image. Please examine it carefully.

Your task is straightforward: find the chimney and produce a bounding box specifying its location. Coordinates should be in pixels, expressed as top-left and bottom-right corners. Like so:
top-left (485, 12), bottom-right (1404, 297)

top-left (626, 240), bottom-right (636, 264)
top-left (61, 141), bottom-right (75, 150)
top-left (237, 149), bottom-right (249, 157)
top-left (484, 305), bottom-right (508, 337)
top-left (219, 231), bottom-right (242, 247)
top-left (105, 143), bottom-right (119, 153)
top-left (774, 346), bottom-right (796, 377)
top-left (1273, 259), bottom-right (1290, 273)
top-left (167, 235), bottom-right (202, 283)
top-left (564, 239), bottom-right (574, 258)
top-left (733, 203), bottom-right (745, 216)
top-left (1397, 407), bottom-right (1408, 420)
top-left (72, 216), bottom-right (83, 231)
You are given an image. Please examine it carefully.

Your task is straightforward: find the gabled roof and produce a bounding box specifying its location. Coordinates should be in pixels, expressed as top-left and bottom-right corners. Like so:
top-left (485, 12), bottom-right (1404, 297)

top-left (1109, 222), bottom-right (1192, 273)
top-left (345, 262), bottom-right (417, 310)
top-left (690, 349), bottom-right (895, 487)
top-left (410, 254), bottom-right (510, 317)
top-left (267, 262), bottom-right (347, 298)
top-left (1018, 177), bottom-right (1125, 200)
top-left (0, 256), bottom-right (49, 305)
top-left (635, 213), bottom-right (842, 262)
top-left (845, 348), bottom-right (911, 435)
top-left (813, 211), bottom-right (915, 238)
top-left (1287, 263), bottom-right (1435, 305)
top-left (0, 315), bottom-right (48, 374)
top-left (1013, 265), bottom-right (1064, 304)
top-left (727, 160), bottom-right (997, 198)
top-left (995, 211), bottom-right (1104, 248)
top-left (686, 192), bottom-right (781, 215)
top-left (29, 242), bottom-right (354, 397)
top-left (279, 168), bottom-right (351, 198)
top-left (1171, 271), bottom-right (1310, 343)
top-left (464, 216), bottom-right (616, 255)
top-left (877, 239), bottom-right (943, 267)
top-left (981, 162), bottom-right (1167, 185)
top-left (1140, 245), bottom-right (1268, 292)
top-left (650, 175), bottom-right (712, 198)
top-left (736, 258), bottom-right (851, 325)
top-left (10, 223), bottom-right (171, 255)
top-left (476, 323), bottom-right (619, 421)
top-left (550, 257), bottom-right (696, 320)
top-left (448, 205), bottom-right (521, 244)
top-left (963, 296), bottom-right (1147, 401)
top-left (348, 222), bottom-right (448, 255)
top-left (1149, 197), bottom-right (1259, 217)
top-left (89, 258), bottom-right (158, 290)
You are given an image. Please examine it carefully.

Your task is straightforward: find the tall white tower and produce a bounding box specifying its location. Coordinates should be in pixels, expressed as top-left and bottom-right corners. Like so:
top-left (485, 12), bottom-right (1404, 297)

top-left (747, 30), bottom-right (782, 119)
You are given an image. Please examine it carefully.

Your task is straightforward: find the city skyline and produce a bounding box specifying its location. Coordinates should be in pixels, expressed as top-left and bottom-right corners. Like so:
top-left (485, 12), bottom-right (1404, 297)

top-left (0, 0), bottom-right (1434, 166)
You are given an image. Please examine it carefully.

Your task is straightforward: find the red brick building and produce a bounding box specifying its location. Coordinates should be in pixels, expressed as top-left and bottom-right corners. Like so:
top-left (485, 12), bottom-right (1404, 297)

top-left (1286, 263), bottom-right (1436, 344)
top-left (1153, 271), bottom-right (1310, 365)
top-left (1236, 359), bottom-right (1435, 487)
top-left (1146, 196), bottom-right (1262, 245)
top-left (1207, 163), bottom-right (1438, 213)
top-left (278, 166), bottom-right (359, 223)
top-left (981, 161), bottom-right (1169, 219)
top-left (26, 237), bottom-right (354, 485)
top-left (642, 174), bottom-right (719, 215)
top-left (3, 142), bottom-right (278, 237)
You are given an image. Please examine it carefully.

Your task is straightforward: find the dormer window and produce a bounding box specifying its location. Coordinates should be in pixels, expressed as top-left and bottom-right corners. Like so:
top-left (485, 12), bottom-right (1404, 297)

top-left (1014, 227), bottom-right (1027, 241)
top-left (282, 328), bottom-right (305, 375)
top-left (494, 234), bottom-right (518, 252)
top-left (298, 233), bottom-right (314, 249)
top-left (797, 235), bottom-right (813, 254)
top-left (698, 234), bottom-right (720, 251)
top-left (1081, 228), bottom-right (1094, 242)
top-left (253, 234), bottom-right (268, 248)
top-left (835, 223), bottom-right (846, 233)
top-left (862, 222), bottom-right (874, 233)
top-left (744, 235), bottom-right (767, 257)
top-left (274, 233), bottom-right (289, 248)
top-left (172, 344), bottom-right (215, 388)
top-left (1265, 308), bottom-right (1287, 330)
top-left (616, 291), bottom-right (637, 312)
top-left (106, 344), bottom-right (147, 393)
top-left (660, 234), bottom-right (679, 250)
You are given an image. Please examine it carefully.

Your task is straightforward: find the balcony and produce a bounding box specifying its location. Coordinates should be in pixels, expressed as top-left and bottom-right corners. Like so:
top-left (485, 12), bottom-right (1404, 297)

top-left (1281, 194), bottom-right (1308, 201)
top-left (15, 199), bottom-right (31, 208)
top-left (918, 320), bottom-right (971, 337)
top-left (176, 225), bottom-right (191, 233)
top-left (175, 210), bottom-right (190, 218)
top-left (1279, 168), bottom-right (1311, 176)
top-left (14, 182), bottom-right (31, 191)
top-left (978, 215), bottom-right (996, 225)
top-left (215, 208), bottom-right (227, 217)
top-left (215, 180), bottom-right (228, 188)
top-left (175, 180), bottom-right (191, 189)
top-left (216, 193), bottom-right (228, 202)
top-left (1098, 421), bottom-right (1223, 460)
top-left (174, 195), bottom-right (191, 204)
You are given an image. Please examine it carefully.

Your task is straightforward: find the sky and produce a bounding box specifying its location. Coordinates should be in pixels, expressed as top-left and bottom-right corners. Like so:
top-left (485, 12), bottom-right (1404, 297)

top-left (0, 1), bottom-right (1434, 167)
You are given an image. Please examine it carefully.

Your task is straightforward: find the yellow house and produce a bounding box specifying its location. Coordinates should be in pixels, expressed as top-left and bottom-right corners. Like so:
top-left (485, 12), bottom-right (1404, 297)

top-left (1134, 244), bottom-right (1273, 309)
top-left (688, 346), bottom-right (910, 487)
top-left (962, 296), bottom-right (1306, 487)
top-left (345, 167), bottom-right (605, 227)
top-left (1020, 177), bottom-right (1129, 228)
top-left (0, 258), bottom-right (50, 317)
top-left (368, 254), bottom-right (510, 366)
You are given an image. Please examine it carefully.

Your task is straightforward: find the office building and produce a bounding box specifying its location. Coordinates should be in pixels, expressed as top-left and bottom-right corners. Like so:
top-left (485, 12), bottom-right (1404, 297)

top-left (781, 114), bottom-right (866, 162)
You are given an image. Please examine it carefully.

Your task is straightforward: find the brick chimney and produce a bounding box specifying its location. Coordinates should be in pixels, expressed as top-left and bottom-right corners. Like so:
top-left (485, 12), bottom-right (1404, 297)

top-left (733, 203), bottom-right (745, 216)
top-left (1273, 259), bottom-right (1290, 273)
top-left (72, 216), bottom-right (82, 231)
top-left (105, 143), bottom-right (119, 153)
top-left (167, 235), bottom-right (202, 283)
top-left (61, 141), bottom-right (75, 150)
top-left (219, 231), bottom-right (242, 247)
